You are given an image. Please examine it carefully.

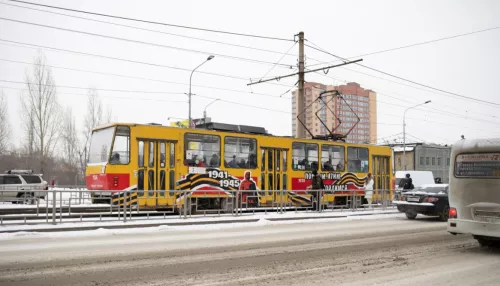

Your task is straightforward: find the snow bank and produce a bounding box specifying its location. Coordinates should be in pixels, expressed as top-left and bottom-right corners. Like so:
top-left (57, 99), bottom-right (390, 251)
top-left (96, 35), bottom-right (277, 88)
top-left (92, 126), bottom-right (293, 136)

top-left (0, 211), bottom-right (402, 240)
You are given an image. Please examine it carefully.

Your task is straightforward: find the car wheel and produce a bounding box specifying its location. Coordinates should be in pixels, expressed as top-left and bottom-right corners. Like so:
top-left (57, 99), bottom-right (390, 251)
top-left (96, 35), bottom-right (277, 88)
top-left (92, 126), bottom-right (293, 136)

top-left (440, 205), bottom-right (450, 222)
top-left (405, 210), bottom-right (417, 219)
top-left (20, 193), bottom-right (35, 205)
top-left (476, 238), bottom-right (492, 247)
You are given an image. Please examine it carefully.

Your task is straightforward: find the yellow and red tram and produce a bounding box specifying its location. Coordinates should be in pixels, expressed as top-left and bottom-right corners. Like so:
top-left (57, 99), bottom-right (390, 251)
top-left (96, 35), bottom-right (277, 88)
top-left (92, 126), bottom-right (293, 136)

top-left (85, 122), bottom-right (395, 210)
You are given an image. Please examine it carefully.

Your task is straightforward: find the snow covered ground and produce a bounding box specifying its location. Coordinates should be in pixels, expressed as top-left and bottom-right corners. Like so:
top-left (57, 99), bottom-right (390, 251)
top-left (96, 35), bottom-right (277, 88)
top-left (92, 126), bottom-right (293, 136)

top-left (0, 209), bottom-right (402, 234)
top-left (0, 214), bottom-right (496, 286)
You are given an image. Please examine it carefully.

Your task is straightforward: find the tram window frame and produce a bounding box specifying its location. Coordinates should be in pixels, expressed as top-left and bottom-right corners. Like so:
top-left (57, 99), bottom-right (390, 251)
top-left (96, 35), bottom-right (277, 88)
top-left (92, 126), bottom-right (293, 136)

top-left (321, 144), bottom-right (345, 172)
top-left (347, 147), bottom-right (369, 173)
top-left (109, 126), bottom-right (131, 165)
top-left (184, 133), bottom-right (221, 167)
top-left (224, 136), bottom-right (258, 169)
top-left (292, 142), bottom-right (319, 171)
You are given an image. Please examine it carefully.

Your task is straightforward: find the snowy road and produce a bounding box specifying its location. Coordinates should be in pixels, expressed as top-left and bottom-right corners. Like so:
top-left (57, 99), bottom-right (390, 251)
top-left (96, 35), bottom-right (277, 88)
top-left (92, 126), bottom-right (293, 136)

top-left (0, 215), bottom-right (498, 286)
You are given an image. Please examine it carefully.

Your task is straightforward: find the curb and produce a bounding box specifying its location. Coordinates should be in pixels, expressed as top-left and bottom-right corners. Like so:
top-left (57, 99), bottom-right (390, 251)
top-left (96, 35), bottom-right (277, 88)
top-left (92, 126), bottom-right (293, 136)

top-left (0, 211), bottom-right (401, 233)
top-left (0, 218), bottom-right (261, 233)
top-left (346, 211), bottom-right (400, 216)
top-left (267, 215), bottom-right (347, 221)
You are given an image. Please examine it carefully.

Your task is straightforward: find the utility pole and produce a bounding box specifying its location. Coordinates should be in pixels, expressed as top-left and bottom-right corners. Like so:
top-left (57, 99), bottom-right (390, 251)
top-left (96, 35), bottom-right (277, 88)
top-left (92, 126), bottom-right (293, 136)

top-left (297, 32), bottom-right (305, 139)
top-left (246, 32), bottom-right (362, 139)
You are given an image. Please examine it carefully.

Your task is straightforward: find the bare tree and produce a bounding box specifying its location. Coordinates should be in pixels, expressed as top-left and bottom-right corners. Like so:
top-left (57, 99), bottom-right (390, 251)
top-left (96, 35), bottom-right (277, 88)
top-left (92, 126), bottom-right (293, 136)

top-left (0, 90), bottom-right (10, 154)
top-left (61, 107), bottom-right (79, 167)
top-left (21, 51), bottom-right (62, 174)
top-left (105, 105), bottom-right (113, 124)
top-left (78, 88), bottom-right (112, 177)
top-left (20, 99), bottom-right (35, 157)
top-left (82, 88), bottom-right (112, 152)
top-left (82, 88), bottom-right (102, 151)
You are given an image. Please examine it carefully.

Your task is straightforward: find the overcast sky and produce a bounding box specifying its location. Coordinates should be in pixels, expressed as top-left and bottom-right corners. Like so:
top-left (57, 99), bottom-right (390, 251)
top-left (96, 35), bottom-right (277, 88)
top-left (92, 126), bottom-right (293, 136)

top-left (1, 0), bottom-right (499, 148)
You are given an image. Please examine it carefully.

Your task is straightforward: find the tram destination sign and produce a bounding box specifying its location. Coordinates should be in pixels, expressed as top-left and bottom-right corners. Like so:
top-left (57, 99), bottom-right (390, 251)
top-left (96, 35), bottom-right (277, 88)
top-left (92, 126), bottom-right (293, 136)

top-left (455, 153), bottom-right (500, 178)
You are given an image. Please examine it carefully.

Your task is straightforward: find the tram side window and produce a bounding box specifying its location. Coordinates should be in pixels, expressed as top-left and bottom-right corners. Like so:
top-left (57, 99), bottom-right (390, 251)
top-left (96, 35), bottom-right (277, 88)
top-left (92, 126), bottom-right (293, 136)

top-left (224, 137), bottom-right (257, 169)
top-left (283, 150), bottom-right (287, 172)
top-left (321, 145), bottom-right (345, 171)
top-left (184, 133), bottom-right (220, 167)
top-left (292, 142), bottom-right (319, 171)
top-left (347, 147), bottom-right (369, 173)
top-left (138, 141), bottom-right (144, 167)
top-left (170, 143), bottom-right (175, 168)
top-left (110, 126), bottom-right (130, 165)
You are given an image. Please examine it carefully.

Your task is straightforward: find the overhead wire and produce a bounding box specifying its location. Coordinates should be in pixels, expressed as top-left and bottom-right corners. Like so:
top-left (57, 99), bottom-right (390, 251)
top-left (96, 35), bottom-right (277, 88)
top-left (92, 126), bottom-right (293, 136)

top-left (3, 48), bottom-right (495, 134)
top-left (380, 112), bottom-right (500, 134)
top-left (0, 85), bottom-right (291, 114)
top-left (376, 133), bottom-right (437, 145)
top-left (3, 1), bottom-right (497, 133)
top-left (0, 77), bottom-right (289, 100)
top-left (306, 61), bottom-right (500, 124)
top-left (0, 41), bottom-right (297, 90)
top-left (309, 48), bottom-right (500, 118)
top-left (310, 68), bottom-right (499, 121)
top-left (0, 1), bottom-right (312, 60)
top-left (0, 17), bottom-right (296, 68)
top-left (307, 25), bottom-right (500, 67)
top-left (2, 80), bottom-right (489, 131)
top-left (376, 99), bottom-right (500, 126)
top-left (308, 67), bottom-right (500, 124)
top-left (6, 0), bottom-right (295, 42)
top-left (0, 86), bottom-right (187, 103)
top-left (307, 68), bottom-right (500, 125)
top-left (256, 41), bottom-right (297, 82)
top-left (0, 58), bottom-right (297, 96)
top-left (304, 41), bottom-right (500, 107)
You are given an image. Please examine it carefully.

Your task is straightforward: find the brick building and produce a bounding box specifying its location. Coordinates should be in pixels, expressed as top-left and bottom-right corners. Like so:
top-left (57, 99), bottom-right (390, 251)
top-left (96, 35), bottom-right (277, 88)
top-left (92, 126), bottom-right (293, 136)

top-left (291, 82), bottom-right (377, 143)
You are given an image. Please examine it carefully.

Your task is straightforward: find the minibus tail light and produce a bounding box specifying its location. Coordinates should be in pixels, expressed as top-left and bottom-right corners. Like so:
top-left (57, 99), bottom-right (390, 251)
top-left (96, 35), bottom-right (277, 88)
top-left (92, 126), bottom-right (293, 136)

top-left (449, 207), bottom-right (457, 219)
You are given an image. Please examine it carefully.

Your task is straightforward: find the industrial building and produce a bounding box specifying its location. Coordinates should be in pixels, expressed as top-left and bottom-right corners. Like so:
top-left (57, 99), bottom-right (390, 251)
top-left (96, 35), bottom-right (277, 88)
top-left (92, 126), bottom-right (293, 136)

top-left (386, 143), bottom-right (452, 183)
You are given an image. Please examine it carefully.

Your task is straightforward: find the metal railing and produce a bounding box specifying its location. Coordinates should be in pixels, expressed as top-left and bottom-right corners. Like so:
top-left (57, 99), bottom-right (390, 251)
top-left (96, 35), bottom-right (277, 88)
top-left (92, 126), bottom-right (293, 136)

top-left (0, 187), bottom-right (397, 226)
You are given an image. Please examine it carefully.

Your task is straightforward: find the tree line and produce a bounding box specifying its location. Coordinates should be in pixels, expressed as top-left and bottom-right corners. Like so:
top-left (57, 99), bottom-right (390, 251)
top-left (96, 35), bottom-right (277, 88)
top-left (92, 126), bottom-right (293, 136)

top-left (0, 51), bottom-right (112, 185)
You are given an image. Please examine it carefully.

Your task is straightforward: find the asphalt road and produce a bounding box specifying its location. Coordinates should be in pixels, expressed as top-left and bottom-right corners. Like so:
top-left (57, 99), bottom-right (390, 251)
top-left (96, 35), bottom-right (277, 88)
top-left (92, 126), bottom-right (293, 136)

top-left (0, 215), bottom-right (498, 286)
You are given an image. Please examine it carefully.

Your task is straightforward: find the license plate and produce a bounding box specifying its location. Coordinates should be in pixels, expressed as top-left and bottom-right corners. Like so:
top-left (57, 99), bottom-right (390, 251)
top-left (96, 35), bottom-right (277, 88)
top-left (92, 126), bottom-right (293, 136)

top-left (475, 216), bottom-right (499, 223)
top-left (474, 210), bottom-right (500, 223)
top-left (406, 196), bottom-right (420, 202)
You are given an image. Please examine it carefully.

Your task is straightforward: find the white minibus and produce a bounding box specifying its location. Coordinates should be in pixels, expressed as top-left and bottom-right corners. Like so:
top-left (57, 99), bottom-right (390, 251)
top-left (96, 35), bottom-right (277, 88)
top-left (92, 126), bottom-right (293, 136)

top-left (447, 138), bottom-right (500, 247)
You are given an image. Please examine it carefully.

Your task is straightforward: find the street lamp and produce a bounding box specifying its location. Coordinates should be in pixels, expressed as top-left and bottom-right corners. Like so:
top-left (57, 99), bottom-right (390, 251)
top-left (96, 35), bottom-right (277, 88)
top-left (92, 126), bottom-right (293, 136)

top-left (203, 98), bottom-right (220, 123)
top-left (403, 100), bottom-right (431, 170)
top-left (189, 55), bottom-right (215, 128)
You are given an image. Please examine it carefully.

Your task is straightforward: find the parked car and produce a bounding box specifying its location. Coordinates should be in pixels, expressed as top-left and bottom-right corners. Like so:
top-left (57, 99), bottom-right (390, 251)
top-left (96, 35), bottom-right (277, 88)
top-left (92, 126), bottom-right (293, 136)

top-left (393, 184), bottom-right (450, 221)
top-left (0, 170), bottom-right (48, 204)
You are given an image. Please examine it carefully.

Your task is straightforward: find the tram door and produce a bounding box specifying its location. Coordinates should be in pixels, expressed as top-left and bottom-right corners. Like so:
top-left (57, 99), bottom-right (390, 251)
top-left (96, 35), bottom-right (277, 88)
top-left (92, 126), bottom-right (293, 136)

top-left (372, 155), bottom-right (390, 192)
top-left (260, 147), bottom-right (288, 205)
top-left (137, 140), bottom-right (176, 207)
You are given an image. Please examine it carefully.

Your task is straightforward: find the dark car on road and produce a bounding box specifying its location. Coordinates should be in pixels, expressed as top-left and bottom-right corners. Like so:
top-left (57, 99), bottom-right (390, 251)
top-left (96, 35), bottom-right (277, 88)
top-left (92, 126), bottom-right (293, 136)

top-left (393, 184), bottom-right (450, 221)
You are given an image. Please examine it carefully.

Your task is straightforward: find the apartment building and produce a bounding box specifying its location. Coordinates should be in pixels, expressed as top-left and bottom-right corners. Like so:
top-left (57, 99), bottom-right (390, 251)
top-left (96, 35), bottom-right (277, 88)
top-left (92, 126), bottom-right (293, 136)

top-left (291, 82), bottom-right (377, 144)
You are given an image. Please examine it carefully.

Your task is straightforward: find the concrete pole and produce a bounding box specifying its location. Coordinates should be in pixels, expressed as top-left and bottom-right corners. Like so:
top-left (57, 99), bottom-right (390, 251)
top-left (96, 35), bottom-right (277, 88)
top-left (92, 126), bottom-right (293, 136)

top-left (296, 32), bottom-right (305, 138)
